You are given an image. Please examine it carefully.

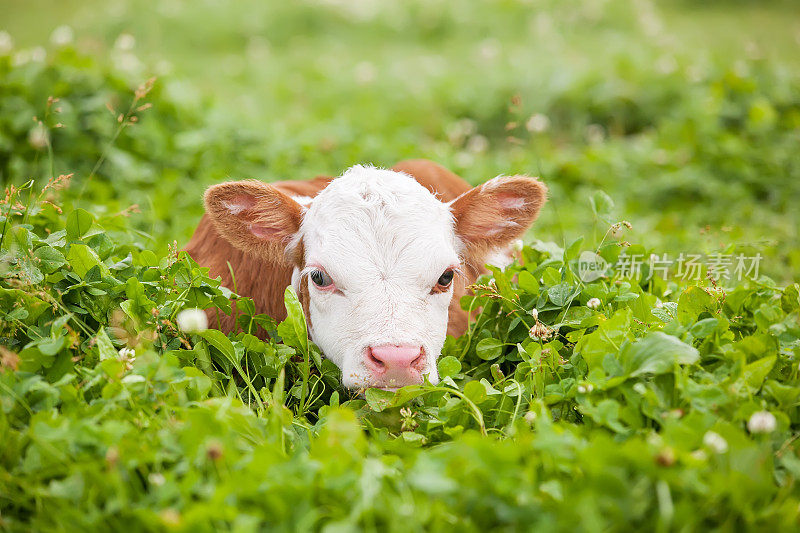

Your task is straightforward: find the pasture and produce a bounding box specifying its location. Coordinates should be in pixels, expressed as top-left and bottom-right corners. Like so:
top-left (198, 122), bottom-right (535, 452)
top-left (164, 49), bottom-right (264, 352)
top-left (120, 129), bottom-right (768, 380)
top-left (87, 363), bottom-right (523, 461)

top-left (1, 0), bottom-right (800, 530)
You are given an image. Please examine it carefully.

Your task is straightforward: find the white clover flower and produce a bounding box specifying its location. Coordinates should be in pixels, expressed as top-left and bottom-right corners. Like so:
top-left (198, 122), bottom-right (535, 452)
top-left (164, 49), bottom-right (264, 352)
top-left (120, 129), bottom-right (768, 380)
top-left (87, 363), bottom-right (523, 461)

top-left (466, 134), bottom-right (489, 154)
top-left (50, 25), bottom-right (74, 46)
top-left (586, 297), bottom-right (601, 310)
top-left (747, 411), bottom-right (777, 434)
top-left (453, 151), bottom-right (474, 168)
top-left (529, 321), bottom-right (553, 340)
top-left (510, 239), bottom-right (524, 253)
top-left (118, 347), bottom-right (136, 359)
top-left (28, 124), bottom-right (49, 150)
top-left (148, 472), bottom-right (166, 486)
top-left (690, 449), bottom-right (708, 462)
top-left (0, 31), bottom-right (13, 54)
top-left (12, 49), bottom-right (31, 66)
top-left (176, 308), bottom-right (208, 333)
top-left (446, 118), bottom-right (477, 145)
top-left (646, 432), bottom-right (663, 447)
top-left (155, 59), bottom-right (173, 76)
top-left (530, 308), bottom-right (539, 321)
top-left (703, 431), bottom-right (728, 454)
top-left (523, 411), bottom-right (537, 424)
top-left (656, 55), bottom-right (678, 75)
top-left (478, 38), bottom-right (500, 60)
top-left (585, 123), bottom-right (605, 145)
top-left (577, 385), bottom-right (587, 394)
top-left (687, 64), bottom-right (704, 83)
top-left (115, 33), bottom-right (136, 50)
top-left (117, 52), bottom-right (143, 73)
top-left (525, 113), bottom-right (550, 133)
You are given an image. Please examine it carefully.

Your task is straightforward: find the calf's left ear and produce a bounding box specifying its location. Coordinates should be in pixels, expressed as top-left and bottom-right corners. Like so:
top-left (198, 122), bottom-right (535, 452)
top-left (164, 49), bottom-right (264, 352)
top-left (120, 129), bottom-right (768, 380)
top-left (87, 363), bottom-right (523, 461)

top-left (450, 175), bottom-right (547, 259)
top-left (204, 180), bottom-right (303, 260)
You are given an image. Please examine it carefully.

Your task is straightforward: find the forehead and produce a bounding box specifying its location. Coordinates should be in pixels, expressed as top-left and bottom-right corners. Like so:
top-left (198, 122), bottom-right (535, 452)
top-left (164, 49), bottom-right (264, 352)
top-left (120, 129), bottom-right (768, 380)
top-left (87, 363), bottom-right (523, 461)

top-left (300, 166), bottom-right (459, 271)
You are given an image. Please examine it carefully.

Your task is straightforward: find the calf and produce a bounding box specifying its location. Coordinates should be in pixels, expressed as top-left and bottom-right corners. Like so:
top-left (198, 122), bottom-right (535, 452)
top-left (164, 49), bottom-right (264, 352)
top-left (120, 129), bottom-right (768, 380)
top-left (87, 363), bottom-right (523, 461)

top-left (185, 160), bottom-right (547, 389)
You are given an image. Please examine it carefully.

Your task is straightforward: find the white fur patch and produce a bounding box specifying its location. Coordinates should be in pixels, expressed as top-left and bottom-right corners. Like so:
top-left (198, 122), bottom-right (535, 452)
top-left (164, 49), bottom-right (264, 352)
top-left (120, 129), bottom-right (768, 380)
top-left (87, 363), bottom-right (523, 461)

top-left (223, 200), bottom-right (247, 215)
top-left (486, 248), bottom-right (515, 269)
top-left (482, 175), bottom-right (506, 190)
top-left (486, 220), bottom-right (519, 236)
top-left (292, 195), bottom-right (314, 206)
top-left (497, 196), bottom-right (526, 209)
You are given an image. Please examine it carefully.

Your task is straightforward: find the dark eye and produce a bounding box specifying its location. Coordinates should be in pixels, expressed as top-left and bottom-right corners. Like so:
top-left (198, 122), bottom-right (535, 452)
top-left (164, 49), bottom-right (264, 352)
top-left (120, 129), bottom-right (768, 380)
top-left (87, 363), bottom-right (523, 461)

top-left (437, 269), bottom-right (455, 288)
top-left (309, 269), bottom-right (333, 288)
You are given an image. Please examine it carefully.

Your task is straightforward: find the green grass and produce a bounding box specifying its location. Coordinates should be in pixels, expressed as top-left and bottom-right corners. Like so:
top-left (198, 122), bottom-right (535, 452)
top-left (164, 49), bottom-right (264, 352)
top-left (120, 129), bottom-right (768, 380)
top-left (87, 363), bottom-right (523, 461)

top-left (1, 0), bottom-right (800, 530)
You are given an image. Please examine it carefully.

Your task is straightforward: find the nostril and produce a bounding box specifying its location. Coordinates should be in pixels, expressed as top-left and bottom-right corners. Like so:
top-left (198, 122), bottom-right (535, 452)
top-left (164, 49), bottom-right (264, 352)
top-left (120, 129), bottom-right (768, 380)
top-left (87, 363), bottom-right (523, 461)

top-left (411, 347), bottom-right (425, 370)
top-left (366, 347), bottom-right (385, 369)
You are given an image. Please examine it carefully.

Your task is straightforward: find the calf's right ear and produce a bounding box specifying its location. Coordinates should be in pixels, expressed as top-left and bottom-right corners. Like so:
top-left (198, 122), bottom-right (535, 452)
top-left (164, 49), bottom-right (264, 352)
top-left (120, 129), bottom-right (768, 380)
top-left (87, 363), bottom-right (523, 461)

top-left (450, 175), bottom-right (547, 263)
top-left (204, 180), bottom-right (303, 259)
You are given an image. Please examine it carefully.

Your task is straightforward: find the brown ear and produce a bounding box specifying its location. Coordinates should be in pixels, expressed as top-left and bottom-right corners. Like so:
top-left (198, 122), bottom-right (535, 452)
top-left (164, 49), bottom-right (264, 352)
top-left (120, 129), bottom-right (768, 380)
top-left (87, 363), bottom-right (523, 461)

top-left (204, 180), bottom-right (303, 262)
top-left (451, 175), bottom-right (547, 264)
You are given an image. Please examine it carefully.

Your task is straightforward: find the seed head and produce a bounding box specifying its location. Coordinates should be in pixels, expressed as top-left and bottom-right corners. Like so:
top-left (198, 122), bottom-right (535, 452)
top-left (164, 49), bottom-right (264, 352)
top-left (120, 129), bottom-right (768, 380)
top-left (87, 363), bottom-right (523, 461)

top-left (656, 447), bottom-right (676, 467)
top-left (106, 446), bottom-right (119, 468)
top-left (0, 347), bottom-right (20, 371)
top-left (206, 441), bottom-right (223, 461)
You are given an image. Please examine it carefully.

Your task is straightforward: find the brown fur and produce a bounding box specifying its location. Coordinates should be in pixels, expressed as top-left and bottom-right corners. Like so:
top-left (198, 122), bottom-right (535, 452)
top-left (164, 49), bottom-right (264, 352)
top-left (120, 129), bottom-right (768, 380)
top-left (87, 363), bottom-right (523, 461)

top-left (184, 160), bottom-right (546, 338)
top-left (391, 159), bottom-right (472, 201)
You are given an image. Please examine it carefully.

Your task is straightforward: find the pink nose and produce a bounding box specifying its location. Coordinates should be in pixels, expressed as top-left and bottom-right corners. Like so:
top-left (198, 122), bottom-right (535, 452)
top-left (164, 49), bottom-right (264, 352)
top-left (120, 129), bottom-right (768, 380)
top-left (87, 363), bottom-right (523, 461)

top-left (366, 345), bottom-right (425, 386)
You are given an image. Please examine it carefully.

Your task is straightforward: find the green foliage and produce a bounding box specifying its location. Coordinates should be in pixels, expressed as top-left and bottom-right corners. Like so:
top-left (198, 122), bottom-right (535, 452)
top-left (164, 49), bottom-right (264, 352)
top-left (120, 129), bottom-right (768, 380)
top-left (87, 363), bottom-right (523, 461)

top-left (1, 0), bottom-right (800, 529)
top-left (0, 46), bottom-right (265, 252)
top-left (2, 184), bottom-right (800, 529)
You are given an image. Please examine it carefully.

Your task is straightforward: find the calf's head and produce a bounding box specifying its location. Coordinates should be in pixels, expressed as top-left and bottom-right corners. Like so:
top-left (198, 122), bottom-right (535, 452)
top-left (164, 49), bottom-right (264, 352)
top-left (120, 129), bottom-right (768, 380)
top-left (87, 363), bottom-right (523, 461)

top-left (205, 165), bottom-right (546, 390)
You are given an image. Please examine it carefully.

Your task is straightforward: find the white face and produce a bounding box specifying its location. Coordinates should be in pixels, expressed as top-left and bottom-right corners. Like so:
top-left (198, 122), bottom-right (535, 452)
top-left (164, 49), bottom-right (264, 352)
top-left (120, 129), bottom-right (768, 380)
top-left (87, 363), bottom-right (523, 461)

top-left (292, 166), bottom-right (460, 389)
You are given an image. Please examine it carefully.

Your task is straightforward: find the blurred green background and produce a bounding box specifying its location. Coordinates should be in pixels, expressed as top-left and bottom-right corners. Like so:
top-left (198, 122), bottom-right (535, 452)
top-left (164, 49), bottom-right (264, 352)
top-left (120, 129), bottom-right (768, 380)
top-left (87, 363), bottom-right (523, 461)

top-left (1, 0), bottom-right (799, 280)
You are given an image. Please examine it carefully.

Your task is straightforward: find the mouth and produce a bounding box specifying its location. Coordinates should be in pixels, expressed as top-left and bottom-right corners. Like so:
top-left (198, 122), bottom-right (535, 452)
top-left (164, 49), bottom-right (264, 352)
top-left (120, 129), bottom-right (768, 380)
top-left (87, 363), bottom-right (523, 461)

top-left (366, 373), bottom-right (424, 391)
